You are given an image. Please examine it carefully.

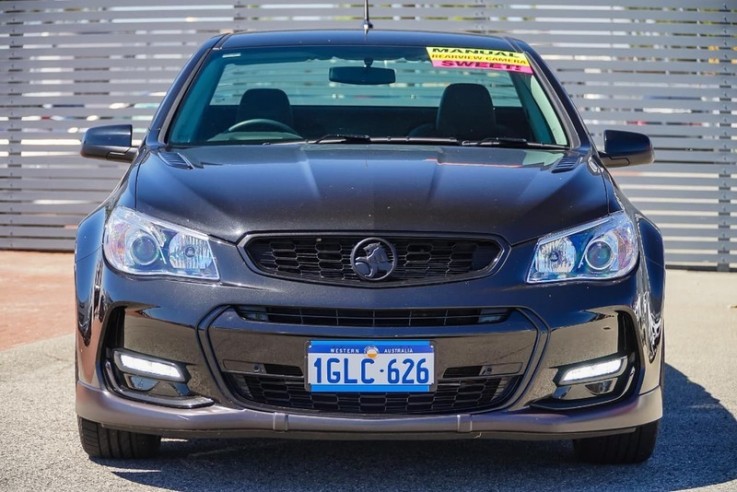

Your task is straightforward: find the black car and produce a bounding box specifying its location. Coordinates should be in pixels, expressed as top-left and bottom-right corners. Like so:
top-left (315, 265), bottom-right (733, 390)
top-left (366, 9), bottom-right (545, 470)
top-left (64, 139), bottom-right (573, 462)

top-left (75, 28), bottom-right (664, 464)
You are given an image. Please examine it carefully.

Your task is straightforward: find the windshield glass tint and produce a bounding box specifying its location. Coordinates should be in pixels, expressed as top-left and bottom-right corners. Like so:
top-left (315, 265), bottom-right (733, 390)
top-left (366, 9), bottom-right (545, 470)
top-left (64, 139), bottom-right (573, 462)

top-left (168, 45), bottom-right (568, 146)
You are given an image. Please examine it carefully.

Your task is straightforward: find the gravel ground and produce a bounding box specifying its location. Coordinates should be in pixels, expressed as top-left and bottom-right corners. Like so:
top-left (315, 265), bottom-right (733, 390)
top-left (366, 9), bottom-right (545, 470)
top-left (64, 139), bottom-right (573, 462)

top-left (0, 254), bottom-right (735, 491)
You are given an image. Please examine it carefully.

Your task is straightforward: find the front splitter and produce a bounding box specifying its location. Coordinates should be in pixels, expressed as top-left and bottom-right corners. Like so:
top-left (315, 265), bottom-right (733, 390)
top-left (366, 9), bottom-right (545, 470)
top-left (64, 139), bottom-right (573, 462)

top-left (76, 381), bottom-right (662, 441)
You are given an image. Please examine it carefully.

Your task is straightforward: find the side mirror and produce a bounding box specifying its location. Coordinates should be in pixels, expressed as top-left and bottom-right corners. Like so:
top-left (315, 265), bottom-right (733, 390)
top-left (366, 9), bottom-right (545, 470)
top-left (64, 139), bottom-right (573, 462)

top-left (81, 124), bottom-right (136, 162)
top-left (599, 130), bottom-right (654, 167)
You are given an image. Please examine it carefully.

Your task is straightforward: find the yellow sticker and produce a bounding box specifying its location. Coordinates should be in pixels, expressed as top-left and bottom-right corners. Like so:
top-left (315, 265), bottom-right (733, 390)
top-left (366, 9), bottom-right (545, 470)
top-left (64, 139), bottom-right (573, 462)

top-left (426, 47), bottom-right (532, 74)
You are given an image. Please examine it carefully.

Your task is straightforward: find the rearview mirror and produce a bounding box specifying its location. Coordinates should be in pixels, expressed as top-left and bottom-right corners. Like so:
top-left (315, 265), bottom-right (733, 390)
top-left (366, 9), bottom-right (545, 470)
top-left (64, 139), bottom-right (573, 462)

top-left (329, 66), bottom-right (396, 85)
top-left (600, 130), bottom-right (654, 167)
top-left (81, 124), bottom-right (136, 163)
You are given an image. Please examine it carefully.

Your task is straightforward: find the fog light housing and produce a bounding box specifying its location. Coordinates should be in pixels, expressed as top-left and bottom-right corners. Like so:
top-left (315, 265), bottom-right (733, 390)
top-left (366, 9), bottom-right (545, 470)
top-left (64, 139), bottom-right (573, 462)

top-left (584, 379), bottom-right (615, 396)
top-left (107, 349), bottom-right (212, 409)
top-left (113, 350), bottom-right (186, 382)
top-left (240, 306), bottom-right (269, 322)
top-left (127, 375), bottom-right (159, 391)
top-left (558, 355), bottom-right (627, 385)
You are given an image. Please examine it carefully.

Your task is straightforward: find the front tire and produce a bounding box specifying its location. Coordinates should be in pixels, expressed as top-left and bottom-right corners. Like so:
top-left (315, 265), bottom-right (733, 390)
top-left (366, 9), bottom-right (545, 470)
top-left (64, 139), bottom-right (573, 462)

top-left (573, 420), bottom-right (659, 464)
top-left (78, 417), bottom-right (161, 459)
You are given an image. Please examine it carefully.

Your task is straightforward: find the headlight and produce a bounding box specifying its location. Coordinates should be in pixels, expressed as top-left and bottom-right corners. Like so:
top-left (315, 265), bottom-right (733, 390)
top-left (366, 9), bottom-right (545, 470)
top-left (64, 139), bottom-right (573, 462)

top-left (527, 212), bottom-right (637, 283)
top-left (103, 207), bottom-right (219, 280)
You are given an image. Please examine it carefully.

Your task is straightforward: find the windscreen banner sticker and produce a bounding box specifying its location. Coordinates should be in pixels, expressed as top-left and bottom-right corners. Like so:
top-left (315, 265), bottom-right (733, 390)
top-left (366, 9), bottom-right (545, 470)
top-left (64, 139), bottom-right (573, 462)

top-left (426, 47), bottom-right (533, 74)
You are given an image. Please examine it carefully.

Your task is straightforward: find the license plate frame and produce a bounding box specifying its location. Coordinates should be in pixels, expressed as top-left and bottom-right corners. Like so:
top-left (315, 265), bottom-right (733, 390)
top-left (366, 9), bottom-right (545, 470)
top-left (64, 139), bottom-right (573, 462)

top-left (306, 340), bottom-right (435, 393)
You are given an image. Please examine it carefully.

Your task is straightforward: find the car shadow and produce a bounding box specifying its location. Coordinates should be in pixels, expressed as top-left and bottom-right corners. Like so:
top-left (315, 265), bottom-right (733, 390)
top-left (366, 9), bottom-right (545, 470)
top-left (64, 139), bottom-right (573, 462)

top-left (102, 364), bottom-right (737, 491)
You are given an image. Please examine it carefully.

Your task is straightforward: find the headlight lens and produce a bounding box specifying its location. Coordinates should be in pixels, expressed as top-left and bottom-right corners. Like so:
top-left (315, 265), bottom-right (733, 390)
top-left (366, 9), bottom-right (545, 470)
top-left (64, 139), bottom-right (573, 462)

top-left (103, 207), bottom-right (219, 280)
top-left (527, 212), bottom-right (637, 283)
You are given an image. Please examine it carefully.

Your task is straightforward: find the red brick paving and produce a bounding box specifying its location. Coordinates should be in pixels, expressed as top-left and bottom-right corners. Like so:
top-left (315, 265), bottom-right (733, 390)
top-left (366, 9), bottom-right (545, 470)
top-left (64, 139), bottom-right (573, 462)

top-left (0, 251), bottom-right (74, 350)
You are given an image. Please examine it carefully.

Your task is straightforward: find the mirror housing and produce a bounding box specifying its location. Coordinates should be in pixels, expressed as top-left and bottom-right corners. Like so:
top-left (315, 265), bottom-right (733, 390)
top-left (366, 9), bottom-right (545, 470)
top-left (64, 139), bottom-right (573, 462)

top-left (599, 130), bottom-right (654, 167)
top-left (329, 66), bottom-right (396, 85)
top-left (81, 124), bottom-right (136, 162)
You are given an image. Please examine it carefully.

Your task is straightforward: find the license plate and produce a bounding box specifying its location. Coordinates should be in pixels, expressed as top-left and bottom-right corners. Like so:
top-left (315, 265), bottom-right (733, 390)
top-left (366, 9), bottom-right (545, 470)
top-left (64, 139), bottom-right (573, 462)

top-left (307, 340), bottom-right (434, 393)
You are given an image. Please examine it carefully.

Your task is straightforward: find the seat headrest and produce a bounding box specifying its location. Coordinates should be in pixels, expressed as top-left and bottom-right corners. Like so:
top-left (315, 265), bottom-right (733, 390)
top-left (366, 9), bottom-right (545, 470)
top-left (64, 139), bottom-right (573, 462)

top-left (237, 88), bottom-right (294, 126)
top-left (436, 83), bottom-right (496, 140)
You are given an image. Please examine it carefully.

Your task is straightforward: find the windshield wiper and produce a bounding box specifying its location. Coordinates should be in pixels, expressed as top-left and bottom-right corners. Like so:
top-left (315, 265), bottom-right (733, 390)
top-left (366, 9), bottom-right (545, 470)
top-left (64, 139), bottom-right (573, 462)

top-left (376, 136), bottom-right (462, 145)
top-left (463, 137), bottom-right (569, 150)
top-left (309, 134), bottom-right (373, 144)
top-left (308, 135), bottom-right (463, 146)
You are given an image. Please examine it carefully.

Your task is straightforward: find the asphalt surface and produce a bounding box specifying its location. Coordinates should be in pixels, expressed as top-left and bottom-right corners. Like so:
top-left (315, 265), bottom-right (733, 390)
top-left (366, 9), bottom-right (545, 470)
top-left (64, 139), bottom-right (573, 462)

top-left (1, 259), bottom-right (736, 491)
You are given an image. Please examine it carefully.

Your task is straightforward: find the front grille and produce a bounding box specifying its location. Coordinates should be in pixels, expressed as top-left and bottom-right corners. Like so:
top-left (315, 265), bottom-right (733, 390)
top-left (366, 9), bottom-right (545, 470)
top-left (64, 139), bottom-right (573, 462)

top-left (224, 366), bottom-right (518, 414)
top-left (236, 306), bottom-right (510, 327)
top-left (244, 235), bottom-right (502, 284)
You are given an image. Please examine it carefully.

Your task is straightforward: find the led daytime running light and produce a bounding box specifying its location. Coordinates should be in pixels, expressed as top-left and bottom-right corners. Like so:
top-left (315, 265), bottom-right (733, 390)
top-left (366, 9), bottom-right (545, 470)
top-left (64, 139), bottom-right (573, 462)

top-left (114, 351), bottom-right (185, 382)
top-left (559, 356), bottom-right (626, 384)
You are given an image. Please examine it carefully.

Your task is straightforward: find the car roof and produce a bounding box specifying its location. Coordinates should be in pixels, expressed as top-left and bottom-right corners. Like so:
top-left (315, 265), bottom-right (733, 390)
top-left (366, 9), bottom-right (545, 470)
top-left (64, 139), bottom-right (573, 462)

top-left (218, 29), bottom-right (521, 52)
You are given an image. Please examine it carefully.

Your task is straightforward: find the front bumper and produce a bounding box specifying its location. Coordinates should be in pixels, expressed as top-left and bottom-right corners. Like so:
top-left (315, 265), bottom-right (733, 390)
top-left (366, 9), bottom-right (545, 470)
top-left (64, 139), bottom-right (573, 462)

top-left (75, 238), bottom-right (664, 439)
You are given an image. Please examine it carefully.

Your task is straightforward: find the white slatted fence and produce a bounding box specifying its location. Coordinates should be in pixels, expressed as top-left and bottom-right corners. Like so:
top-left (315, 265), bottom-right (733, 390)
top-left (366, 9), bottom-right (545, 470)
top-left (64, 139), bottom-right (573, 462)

top-left (1, 1), bottom-right (735, 270)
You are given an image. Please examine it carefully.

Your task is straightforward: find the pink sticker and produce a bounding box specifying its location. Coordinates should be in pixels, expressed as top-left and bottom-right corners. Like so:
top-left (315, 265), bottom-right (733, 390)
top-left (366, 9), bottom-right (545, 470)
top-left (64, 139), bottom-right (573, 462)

top-left (431, 59), bottom-right (533, 74)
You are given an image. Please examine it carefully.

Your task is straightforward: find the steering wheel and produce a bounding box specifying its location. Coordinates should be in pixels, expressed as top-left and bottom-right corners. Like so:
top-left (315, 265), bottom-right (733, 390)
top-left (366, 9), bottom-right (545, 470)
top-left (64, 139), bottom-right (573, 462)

top-left (227, 118), bottom-right (299, 134)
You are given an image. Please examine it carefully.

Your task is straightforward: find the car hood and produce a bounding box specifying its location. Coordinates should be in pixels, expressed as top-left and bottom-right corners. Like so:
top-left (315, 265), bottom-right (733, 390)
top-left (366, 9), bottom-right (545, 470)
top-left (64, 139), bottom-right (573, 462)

top-left (134, 145), bottom-right (609, 245)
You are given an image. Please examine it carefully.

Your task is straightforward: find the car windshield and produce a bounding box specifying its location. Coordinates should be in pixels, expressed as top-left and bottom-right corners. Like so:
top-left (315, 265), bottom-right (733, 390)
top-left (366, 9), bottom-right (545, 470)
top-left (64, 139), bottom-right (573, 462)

top-left (168, 45), bottom-right (569, 147)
